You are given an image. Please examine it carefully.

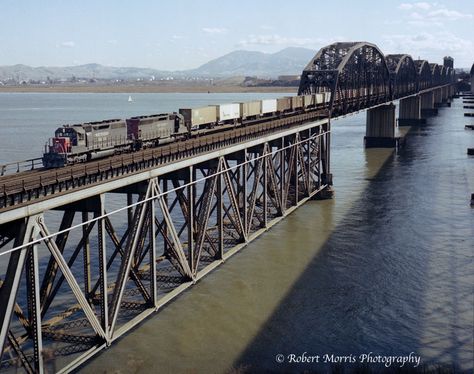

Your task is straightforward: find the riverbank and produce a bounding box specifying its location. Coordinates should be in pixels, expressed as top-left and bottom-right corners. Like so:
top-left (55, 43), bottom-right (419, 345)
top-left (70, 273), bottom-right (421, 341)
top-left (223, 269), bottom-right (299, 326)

top-left (0, 84), bottom-right (298, 94)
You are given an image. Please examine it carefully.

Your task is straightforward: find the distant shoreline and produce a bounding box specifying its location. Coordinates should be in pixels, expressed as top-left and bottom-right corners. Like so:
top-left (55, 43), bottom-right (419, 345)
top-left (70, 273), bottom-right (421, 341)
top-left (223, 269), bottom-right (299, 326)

top-left (0, 84), bottom-right (298, 94)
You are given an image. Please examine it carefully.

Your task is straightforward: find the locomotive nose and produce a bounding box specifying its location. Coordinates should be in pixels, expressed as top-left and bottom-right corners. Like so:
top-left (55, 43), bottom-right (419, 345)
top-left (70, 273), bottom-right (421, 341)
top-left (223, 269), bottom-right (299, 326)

top-left (51, 137), bottom-right (71, 153)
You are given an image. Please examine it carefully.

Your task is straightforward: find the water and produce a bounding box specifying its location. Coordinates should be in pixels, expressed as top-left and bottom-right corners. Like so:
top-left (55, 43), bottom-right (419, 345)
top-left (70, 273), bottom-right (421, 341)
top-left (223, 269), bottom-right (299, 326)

top-left (0, 93), bottom-right (472, 373)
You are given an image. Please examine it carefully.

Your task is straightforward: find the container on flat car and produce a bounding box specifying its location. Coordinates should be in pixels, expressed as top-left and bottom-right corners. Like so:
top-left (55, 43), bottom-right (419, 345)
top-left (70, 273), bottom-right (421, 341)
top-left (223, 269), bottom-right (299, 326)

top-left (303, 94), bottom-right (315, 108)
top-left (239, 101), bottom-right (261, 119)
top-left (261, 99), bottom-right (277, 115)
top-left (179, 107), bottom-right (217, 129)
top-left (276, 97), bottom-right (292, 112)
top-left (212, 103), bottom-right (240, 123)
top-left (290, 96), bottom-right (304, 110)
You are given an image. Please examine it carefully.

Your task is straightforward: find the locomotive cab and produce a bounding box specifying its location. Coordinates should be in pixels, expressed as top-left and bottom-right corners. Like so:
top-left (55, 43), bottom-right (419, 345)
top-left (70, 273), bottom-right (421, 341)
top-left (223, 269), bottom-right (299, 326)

top-left (51, 137), bottom-right (71, 153)
top-left (43, 125), bottom-right (87, 168)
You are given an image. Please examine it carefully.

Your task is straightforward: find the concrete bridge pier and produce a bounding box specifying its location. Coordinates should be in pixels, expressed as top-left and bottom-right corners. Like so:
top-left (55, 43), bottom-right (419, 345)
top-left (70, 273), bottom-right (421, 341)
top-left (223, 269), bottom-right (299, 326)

top-left (434, 87), bottom-right (450, 108)
top-left (398, 96), bottom-right (426, 126)
top-left (442, 86), bottom-right (449, 102)
top-left (433, 88), bottom-right (443, 108)
top-left (421, 91), bottom-right (438, 117)
top-left (364, 103), bottom-right (398, 148)
top-left (449, 85), bottom-right (457, 100)
top-left (444, 86), bottom-right (452, 106)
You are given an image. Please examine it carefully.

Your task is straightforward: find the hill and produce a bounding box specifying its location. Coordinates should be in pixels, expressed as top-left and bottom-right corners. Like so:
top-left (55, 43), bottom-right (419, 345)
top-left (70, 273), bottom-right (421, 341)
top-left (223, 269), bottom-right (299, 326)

top-left (0, 47), bottom-right (316, 82)
top-left (190, 47), bottom-right (315, 77)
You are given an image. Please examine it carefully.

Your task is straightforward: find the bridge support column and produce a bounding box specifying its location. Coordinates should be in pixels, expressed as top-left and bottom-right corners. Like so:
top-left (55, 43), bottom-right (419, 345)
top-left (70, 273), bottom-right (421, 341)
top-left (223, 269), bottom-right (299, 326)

top-left (314, 121), bottom-right (333, 199)
top-left (421, 92), bottom-right (438, 117)
top-left (398, 96), bottom-right (426, 126)
top-left (364, 103), bottom-right (398, 148)
top-left (442, 86), bottom-right (452, 107)
top-left (434, 88), bottom-right (446, 108)
top-left (451, 85), bottom-right (457, 97)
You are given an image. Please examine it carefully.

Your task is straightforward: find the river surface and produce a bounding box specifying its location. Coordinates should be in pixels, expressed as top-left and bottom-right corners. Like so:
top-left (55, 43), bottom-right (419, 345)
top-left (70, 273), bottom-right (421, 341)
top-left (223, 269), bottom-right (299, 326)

top-left (0, 93), bottom-right (472, 373)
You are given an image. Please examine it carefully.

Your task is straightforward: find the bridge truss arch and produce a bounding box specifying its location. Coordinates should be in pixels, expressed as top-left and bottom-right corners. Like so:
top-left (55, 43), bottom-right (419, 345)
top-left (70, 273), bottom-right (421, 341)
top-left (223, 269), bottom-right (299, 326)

top-left (414, 60), bottom-right (432, 90)
top-left (298, 42), bottom-right (391, 115)
top-left (440, 66), bottom-right (450, 85)
top-left (449, 67), bottom-right (456, 83)
top-left (430, 63), bottom-right (441, 87)
top-left (386, 54), bottom-right (417, 99)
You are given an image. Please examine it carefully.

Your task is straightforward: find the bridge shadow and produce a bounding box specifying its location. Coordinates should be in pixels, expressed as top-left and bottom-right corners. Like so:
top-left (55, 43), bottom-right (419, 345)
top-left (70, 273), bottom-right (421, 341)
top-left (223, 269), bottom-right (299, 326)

top-left (231, 120), bottom-right (472, 373)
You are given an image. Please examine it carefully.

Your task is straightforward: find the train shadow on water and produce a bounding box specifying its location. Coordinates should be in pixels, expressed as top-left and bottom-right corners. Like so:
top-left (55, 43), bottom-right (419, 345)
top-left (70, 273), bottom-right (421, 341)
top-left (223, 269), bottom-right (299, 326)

top-left (232, 106), bottom-right (473, 373)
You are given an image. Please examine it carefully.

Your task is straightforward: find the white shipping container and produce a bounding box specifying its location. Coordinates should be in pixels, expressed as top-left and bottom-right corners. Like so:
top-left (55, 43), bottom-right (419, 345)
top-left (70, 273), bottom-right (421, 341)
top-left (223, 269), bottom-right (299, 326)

top-left (261, 99), bottom-right (277, 114)
top-left (315, 93), bottom-right (325, 104)
top-left (214, 103), bottom-right (240, 122)
top-left (239, 101), bottom-right (261, 118)
top-left (303, 94), bottom-right (314, 107)
top-left (324, 92), bottom-right (332, 102)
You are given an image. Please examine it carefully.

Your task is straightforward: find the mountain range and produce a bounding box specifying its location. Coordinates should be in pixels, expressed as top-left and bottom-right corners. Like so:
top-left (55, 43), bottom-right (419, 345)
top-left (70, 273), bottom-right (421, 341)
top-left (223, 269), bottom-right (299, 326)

top-left (0, 47), bottom-right (316, 81)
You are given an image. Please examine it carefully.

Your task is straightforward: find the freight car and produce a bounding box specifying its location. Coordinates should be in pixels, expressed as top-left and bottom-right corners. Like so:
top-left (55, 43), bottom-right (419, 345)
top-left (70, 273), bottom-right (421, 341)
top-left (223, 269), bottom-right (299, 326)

top-left (179, 107), bottom-right (217, 130)
top-left (213, 103), bottom-right (241, 124)
top-left (239, 100), bottom-right (261, 120)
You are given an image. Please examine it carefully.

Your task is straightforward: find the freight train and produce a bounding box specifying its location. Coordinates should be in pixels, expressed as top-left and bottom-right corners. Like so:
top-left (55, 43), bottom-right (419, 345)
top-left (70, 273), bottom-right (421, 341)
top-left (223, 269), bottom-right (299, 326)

top-left (42, 93), bottom-right (330, 168)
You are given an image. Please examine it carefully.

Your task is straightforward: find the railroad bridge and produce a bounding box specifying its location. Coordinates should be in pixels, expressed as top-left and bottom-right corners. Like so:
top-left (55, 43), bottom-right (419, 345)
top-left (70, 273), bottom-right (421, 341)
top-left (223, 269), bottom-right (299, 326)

top-left (0, 41), bottom-right (456, 373)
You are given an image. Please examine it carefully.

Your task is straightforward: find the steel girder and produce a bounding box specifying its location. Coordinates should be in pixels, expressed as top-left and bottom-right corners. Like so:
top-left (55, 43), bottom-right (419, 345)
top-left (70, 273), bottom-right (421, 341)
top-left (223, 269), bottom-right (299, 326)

top-left (447, 67), bottom-right (455, 84)
top-left (298, 41), bottom-right (453, 117)
top-left (0, 122), bottom-right (330, 373)
top-left (386, 54), bottom-right (417, 99)
top-left (440, 65), bottom-right (446, 85)
top-left (440, 66), bottom-right (454, 85)
top-left (430, 63), bottom-right (441, 87)
top-left (298, 42), bottom-right (391, 115)
top-left (414, 60), bottom-right (432, 90)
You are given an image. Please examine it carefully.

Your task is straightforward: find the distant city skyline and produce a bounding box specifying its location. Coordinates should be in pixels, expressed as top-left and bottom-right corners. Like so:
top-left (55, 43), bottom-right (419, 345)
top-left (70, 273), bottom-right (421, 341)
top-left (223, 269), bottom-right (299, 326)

top-left (1, 0), bottom-right (473, 69)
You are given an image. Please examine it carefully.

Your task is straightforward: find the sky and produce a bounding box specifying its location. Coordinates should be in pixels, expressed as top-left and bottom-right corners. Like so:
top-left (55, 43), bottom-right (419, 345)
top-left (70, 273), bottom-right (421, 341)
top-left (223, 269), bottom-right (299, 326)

top-left (0, 0), bottom-right (473, 69)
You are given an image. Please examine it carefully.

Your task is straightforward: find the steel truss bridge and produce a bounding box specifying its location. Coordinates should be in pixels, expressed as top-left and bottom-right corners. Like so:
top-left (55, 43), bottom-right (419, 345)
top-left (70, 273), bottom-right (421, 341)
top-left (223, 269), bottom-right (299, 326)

top-left (0, 41), bottom-right (456, 373)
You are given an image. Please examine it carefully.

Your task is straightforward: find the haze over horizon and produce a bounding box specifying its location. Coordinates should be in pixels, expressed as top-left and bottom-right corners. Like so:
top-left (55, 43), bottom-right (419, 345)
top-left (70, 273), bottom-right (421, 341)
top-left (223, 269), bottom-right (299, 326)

top-left (1, 0), bottom-right (473, 69)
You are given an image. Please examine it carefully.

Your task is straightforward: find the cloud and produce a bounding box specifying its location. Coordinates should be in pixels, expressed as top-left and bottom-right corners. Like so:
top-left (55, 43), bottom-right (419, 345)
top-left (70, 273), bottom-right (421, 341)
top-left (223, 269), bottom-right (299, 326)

top-left (172, 35), bottom-right (183, 40)
top-left (427, 8), bottom-right (472, 20)
top-left (59, 41), bottom-right (75, 48)
top-left (398, 2), bottom-right (432, 10)
top-left (381, 31), bottom-right (474, 65)
top-left (398, 2), bottom-right (472, 25)
top-left (237, 34), bottom-right (338, 47)
top-left (384, 31), bottom-right (472, 52)
top-left (107, 39), bottom-right (118, 45)
top-left (202, 27), bottom-right (227, 34)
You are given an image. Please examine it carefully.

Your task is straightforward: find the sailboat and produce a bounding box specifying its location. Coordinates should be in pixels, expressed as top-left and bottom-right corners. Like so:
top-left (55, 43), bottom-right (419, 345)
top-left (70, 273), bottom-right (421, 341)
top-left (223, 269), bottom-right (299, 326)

top-left (128, 95), bottom-right (133, 102)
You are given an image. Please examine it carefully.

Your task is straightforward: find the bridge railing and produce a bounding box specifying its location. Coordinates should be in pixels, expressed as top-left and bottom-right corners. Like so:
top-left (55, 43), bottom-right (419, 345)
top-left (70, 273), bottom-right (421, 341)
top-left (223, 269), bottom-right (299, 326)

top-left (0, 157), bottom-right (43, 177)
